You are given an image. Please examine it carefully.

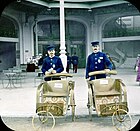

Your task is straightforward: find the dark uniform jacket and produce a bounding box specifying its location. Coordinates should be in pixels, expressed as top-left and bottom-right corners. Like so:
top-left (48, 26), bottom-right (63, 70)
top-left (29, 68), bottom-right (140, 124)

top-left (71, 55), bottom-right (78, 65)
top-left (42, 56), bottom-right (64, 75)
top-left (86, 51), bottom-right (112, 80)
top-left (67, 55), bottom-right (71, 65)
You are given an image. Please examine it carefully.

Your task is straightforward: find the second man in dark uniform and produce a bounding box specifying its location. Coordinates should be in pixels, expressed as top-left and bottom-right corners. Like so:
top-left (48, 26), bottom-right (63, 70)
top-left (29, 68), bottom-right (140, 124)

top-left (41, 45), bottom-right (64, 81)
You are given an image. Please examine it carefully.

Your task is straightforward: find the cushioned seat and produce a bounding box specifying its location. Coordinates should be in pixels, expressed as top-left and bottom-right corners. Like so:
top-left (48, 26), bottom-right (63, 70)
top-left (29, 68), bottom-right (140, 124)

top-left (95, 89), bottom-right (121, 96)
top-left (42, 80), bottom-right (70, 97)
top-left (91, 78), bottom-right (121, 97)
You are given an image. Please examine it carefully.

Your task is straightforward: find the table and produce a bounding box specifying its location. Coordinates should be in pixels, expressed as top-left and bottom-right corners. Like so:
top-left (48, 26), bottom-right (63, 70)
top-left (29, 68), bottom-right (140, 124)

top-left (13, 69), bottom-right (25, 84)
top-left (3, 73), bottom-right (17, 88)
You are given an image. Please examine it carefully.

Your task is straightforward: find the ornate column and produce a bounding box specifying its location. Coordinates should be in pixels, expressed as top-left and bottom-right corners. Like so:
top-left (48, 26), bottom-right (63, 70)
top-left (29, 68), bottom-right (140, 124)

top-left (59, 0), bottom-right (67, 73)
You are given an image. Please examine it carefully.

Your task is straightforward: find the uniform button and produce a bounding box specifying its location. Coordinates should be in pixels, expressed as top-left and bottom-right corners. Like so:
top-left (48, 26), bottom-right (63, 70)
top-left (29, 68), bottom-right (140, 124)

top-left (95, 58), bottom-right (97, 60)
top-left (95, 62), bottom-right (97, 64)
top-left (95, 66), bottom-right (97, 68)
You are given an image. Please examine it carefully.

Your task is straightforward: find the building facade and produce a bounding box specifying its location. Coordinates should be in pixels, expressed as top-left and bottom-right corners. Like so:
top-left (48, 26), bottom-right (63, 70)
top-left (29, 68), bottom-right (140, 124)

top-left (0, 0), bottom-right (140, 71)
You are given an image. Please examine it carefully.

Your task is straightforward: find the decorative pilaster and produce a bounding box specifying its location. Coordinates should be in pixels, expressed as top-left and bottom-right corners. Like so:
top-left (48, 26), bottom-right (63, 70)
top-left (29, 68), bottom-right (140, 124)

top-left (35, 18), bottom-right (38, 56)
top-left (59, 0), bottom-right (67, 73)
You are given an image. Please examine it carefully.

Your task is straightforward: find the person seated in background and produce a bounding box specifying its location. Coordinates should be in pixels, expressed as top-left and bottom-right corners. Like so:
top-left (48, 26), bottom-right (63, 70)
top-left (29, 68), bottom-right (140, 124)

top-left (41, 44), bottom-right (64, 81)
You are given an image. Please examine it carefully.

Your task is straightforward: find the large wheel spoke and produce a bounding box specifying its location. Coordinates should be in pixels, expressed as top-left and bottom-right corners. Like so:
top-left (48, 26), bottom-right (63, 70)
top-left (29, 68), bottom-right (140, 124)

top-left (112, 109), bottom-right (132, 131)
top-left (32, 110), bottom-right (55, 130)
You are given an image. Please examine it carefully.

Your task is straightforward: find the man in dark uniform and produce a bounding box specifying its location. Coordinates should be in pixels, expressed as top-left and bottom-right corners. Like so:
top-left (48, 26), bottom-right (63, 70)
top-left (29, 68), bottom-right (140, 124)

top-left (41, 45), bottom-right (64, 81)
top-left (86, 41), bottom-right (112, 80)
top-left (66, 52), bottom-right (71, 73)
top-left (71, 52), bottom-right (79, 73)
top-left (86, 41), bottom-right (112, 110)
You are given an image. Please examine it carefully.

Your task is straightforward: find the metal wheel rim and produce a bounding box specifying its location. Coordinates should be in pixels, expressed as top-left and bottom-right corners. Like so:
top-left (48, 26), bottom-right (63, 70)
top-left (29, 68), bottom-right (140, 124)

top-left (112, 109), bottom-right (132, 131)
top-left (32, 110), bottom-right (55, 131)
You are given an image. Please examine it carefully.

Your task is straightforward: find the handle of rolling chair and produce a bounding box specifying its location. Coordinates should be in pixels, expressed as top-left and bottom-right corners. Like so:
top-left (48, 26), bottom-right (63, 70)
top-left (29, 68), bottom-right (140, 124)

top-left (45, 73), bottom-right (73, 78)
top-left (89, 70), bottom-right (117, 76)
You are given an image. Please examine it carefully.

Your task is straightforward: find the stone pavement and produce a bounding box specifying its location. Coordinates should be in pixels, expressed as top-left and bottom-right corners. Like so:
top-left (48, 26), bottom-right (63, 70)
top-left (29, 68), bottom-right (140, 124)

top-left (0, 68), bottom-right (140, 118)
top-left (0, 68), bottom-right (140, 131)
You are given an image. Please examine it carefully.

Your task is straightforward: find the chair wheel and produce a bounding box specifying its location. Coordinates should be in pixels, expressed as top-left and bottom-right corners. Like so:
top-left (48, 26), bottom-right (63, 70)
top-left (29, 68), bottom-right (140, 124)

top-left (32, 110), bottom-right (55, 130)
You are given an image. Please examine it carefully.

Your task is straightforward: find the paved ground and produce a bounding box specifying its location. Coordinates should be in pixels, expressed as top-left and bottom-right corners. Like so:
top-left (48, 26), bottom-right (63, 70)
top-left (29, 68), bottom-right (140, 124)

top-left (1, 115), bottom-right (140, 131)
top-left (0, 68), bottom-right (140, 130)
